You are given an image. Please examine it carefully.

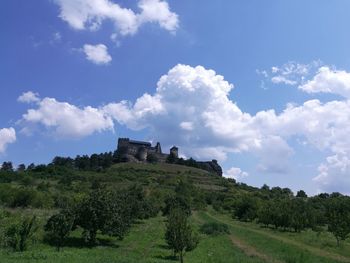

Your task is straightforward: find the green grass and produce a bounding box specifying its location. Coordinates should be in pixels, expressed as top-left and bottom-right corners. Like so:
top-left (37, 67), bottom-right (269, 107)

top-left (0, 212), bottom-right (265, 263)
top-left (202, 209), bottom-right (350, 263)
top-left (1, 208), bottom-right (350, 263)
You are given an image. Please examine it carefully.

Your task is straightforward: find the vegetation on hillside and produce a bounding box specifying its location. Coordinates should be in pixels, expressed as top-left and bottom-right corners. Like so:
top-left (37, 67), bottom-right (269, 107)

top-left (0, 152), bottom-right (350, 262)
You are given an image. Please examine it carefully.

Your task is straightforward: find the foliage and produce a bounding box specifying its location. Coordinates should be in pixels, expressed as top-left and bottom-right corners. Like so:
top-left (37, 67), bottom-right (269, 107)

top-left (200, 222), bottom-right (230, 236)
top-left (146, 153), bottom-right (158, 163)
top-left (44, 210), bottom-right (74, 251)
top-left (326, 197), bottom-right (350, 246)
top-left (2, 215), bottom-right (37, 251)
top-left (232, 195), bottom-right (259, 222)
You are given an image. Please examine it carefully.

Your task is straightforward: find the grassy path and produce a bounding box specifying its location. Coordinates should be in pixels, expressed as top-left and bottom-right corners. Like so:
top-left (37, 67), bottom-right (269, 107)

top-left (204, 211), bottom-right (350, 263)
top-left (2, 210), bottom-right (349, 263)
top-left (228, 235), bottom-right (282, 263)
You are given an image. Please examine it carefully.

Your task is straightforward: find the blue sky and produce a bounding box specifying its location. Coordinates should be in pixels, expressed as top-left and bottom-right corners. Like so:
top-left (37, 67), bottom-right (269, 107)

top-left (2, 0), bottom-right (350, 195)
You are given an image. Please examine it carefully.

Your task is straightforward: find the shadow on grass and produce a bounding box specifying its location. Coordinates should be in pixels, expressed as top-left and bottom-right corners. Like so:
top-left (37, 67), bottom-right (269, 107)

top-left (154, 255), bottom-right (178, 261)
top-left (158, 244), bottom-right (171, 250)
top-left (44, 236), bottom-right (119, 249)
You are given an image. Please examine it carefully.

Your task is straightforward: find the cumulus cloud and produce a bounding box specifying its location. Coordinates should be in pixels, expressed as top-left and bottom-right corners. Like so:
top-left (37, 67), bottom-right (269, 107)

top-left (102, 64), bottom-right (350, 192)
top-left (54, 0), bottom-right (178, 35)
top-left (18, 63), bottom-right (350, 193)
top-left (0, 128), bottom-right (16, 154)
top-left (299, 66), bottom-right (350, 98)
top-left (224, 167), bottom-right (249, 181)
top-left (17, 91), bottom-right (40, 103)
top-left (314, 154), bottom-right (350, 195)
top-left (255, 136), bottom-right (294, 174)
top-left (102, 64), bottom-right (263, 161)
top-left (83, 44), bottom-right (112, 65)
top-left (21, 97), bottom-right (114, 138)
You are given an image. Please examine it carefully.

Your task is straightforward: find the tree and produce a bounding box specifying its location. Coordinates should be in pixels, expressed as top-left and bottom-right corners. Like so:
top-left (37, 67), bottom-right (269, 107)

top-left (75, 188), bottom-right (135, 244)
top-left (27, 163), bottom-right (36, 171)
top-left (326, 197), bottom-right (350, 246)
top-left (165, 208), bottom-right (199, 263)
top-left (1, 162), bottom-right (13, 172)
top-left (45, 211), bottom-right (74, 251)
top-left (289, 198), bottom-right (309, 232)
top-left (17, 164), bottom-right (26, 172)
top-left (163, 195), bottom-right (191, 217)
top-left (232, 195), bottom-right (259, 222)
top-left (296, 190), bottom-right (308, 198)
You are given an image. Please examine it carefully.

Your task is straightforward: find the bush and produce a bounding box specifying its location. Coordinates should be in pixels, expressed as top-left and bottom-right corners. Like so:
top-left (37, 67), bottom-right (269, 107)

top-left (200, 222), bottom-right (230, 236)
top-left (10, 188), bottom-right (37, 208)
top-left (2, 216), bottom-right (37, 251)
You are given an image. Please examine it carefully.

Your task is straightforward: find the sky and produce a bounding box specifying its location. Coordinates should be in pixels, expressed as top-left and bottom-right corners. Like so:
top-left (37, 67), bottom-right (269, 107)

top-left (2, 0), bottom-right (350, 195)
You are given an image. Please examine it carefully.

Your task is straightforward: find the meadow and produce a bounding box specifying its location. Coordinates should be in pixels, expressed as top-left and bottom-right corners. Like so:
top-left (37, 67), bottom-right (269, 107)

top-left (0, 160), bottom-right (350, 263)
top-left (1, 207), bottom-right (349, 263)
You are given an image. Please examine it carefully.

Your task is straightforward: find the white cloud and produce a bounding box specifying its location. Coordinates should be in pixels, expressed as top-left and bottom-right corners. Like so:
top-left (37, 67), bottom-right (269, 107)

top-left (314, 154), bottom-right (350, 195)
top-left (0, 128), bottom-right (16, 154)
top-left (83, 44), bottom-right (112, 65)
top-left (137, 0), bottom-right (178, 32)
top-left (54, 0), bottom-right (178, 35)
top-left (102, 64), bottom-right (261, 161)
top-left (53, 32), bottom-right (62, 41)
top-left (299, 66), bottom-right (350, 98)
top-left (18, 63), bottom-right (350, 193)
top-left (17, 91), bottom-right (40, 103)
top-left (271, 76), bottom-right (297, 85)
top-left (255, 135), bottom-right (294, 174)
top-left (224, 167), bottom-right (249, 181)
top-left (258, 61), bottom-right (323, 86)
top-left (179, 121), bottom-right (194, 131)
top-left (102, 64), bottom-right (350, 192)
top-left (21, 97), bottom-right (114, 138)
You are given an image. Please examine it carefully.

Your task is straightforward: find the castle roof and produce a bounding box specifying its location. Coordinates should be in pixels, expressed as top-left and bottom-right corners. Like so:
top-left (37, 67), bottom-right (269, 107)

top-left (128, 140), bottom-right (152, 147)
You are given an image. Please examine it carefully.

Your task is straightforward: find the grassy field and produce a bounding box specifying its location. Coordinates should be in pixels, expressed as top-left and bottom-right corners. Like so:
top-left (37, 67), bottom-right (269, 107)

top-left (1, 208), bottom-right (349, 263)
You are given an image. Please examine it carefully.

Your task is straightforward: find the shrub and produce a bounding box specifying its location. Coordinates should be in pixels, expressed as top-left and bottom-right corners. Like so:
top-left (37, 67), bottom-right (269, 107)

top-left (3, 216), bottom-right (37, 251)
top-left (200, 222), bottom-right (230, 236)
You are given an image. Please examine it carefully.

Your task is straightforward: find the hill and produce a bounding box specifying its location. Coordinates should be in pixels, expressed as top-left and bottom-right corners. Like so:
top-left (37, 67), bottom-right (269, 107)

top-left (0, 158), bottom-right (350, 263)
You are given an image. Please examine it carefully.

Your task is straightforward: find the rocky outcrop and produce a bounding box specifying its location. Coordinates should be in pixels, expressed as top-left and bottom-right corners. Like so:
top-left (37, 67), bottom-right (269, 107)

top-left (197, 160), bottom-right (223, 176)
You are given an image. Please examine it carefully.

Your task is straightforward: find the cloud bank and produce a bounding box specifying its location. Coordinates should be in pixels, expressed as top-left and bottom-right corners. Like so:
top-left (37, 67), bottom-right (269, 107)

top-left (18, 63), bottom-right (350, 193)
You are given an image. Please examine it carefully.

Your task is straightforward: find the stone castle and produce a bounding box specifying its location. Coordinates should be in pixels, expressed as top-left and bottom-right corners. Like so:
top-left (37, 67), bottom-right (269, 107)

top-left (117, 138), bottom-right (222, 176)
top-left (117, 138), bottom-right (178, 163)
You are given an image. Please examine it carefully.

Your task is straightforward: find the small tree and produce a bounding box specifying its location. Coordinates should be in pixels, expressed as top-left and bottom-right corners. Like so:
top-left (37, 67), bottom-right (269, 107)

top-left (45, 211), bottom-right (74, 251)
top-left (1, 162), bottom-right (13, 172)
top-left (326, 197), bottom-right (350, 246)
top-left (296, 190), bottom-right (308, 198)
top-left (165, 208), bottom-right (198, 263)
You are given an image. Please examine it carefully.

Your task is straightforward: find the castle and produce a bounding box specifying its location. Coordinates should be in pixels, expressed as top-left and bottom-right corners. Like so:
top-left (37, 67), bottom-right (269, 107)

top-left (117, 138), bottom-right (178, 163)
top-left (117, 138), bottom-right (222, 176)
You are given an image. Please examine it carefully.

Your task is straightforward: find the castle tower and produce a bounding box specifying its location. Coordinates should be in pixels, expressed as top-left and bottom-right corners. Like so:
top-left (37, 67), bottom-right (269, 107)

top-left (155, 142), bottom-right (162, 154)
top-left (137, 146), bottom-right (148, 161)
top-left (170, 146), bottom-right (178, 158)
top-left (117, 138), bottom-right (130, 154)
